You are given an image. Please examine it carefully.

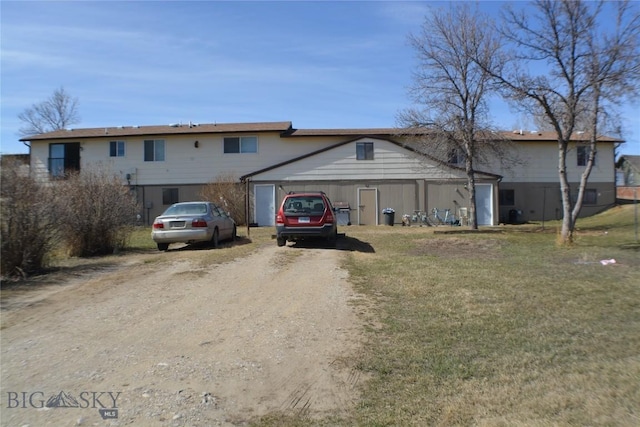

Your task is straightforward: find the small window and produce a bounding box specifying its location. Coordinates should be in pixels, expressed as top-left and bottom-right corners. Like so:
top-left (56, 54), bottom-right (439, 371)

top-left (356, 142), bottom-right (374, 160)
top-left (583, 189), bottom-right (597, 205)
top-left (144, 140), bottom-right (165, 161)
top-left (577, 146), bottom-right (595, 166)
top-left (224, 136), bottom-right (257, 153)
top-left (499, 189), bottom-right (515, 206)
top-left (448, 148), bottom-right (466, 165)
top-left (162, 188), bottom-right (179, 205)
top-left (110, 141), bottom-right (125, 157)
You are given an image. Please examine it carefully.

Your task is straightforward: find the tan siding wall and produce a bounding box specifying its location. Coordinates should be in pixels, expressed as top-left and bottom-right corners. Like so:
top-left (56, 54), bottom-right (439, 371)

top-left (497, 181), bottom-right (616, 223)
top-left (255, 139), bottom-right (466, 181)
top-left (253, 179), bottom-right (478, 225)
top-left (29, 132), bottom-right (338, 184)
top-left (486, 141), bottom-right (616, 183)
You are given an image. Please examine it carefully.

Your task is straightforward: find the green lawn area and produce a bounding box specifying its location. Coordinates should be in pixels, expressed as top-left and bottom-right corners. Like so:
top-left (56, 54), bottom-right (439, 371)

top-left (258, 205), bottom-right (640, 426)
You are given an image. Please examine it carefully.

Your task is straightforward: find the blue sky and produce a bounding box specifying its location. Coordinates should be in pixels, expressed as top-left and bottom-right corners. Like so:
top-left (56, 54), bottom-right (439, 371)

top-left (1, 1), bottom-right (639, 155)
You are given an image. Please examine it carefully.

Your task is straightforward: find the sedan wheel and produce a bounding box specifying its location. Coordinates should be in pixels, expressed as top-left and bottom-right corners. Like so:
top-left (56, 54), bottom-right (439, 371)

top-left (157, 243), bottom-right (169, 251)
top-left (211, 228), bottom-right (219, 248)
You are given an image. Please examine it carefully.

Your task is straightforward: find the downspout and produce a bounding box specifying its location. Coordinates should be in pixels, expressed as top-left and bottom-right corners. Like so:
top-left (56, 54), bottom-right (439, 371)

top-left (23, 140), bottom-right (32, 178)
top-left (245, 178), bottom-right (251, 238)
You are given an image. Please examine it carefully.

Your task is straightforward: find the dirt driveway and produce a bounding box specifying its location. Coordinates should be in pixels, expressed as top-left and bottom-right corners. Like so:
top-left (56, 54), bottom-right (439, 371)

top-left (1, 242), bottom-right (366, 426)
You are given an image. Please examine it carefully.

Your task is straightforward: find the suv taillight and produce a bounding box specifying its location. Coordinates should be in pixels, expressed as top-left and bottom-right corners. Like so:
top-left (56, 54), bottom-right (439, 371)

top-left (325, 210), bottom-right (334, 223)
top-left (192, 219), bottom-right (207, 227)
top-left (153, 221), bottom-right (164, 229)
top-left (276, 211), bottom-right (284, 224)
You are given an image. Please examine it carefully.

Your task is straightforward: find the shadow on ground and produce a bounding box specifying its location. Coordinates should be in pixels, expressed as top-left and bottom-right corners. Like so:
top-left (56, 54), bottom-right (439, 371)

top-left (166, 236), bottom-right (253, 252)
top-left (288, 234), bottom-right (375, 253)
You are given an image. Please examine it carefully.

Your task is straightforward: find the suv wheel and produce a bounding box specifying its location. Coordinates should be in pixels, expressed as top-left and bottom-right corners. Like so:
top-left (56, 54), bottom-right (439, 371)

top-left (276, 237), bottom-right (286, 247)
top-left (157, 243), bottom-right (169, 251)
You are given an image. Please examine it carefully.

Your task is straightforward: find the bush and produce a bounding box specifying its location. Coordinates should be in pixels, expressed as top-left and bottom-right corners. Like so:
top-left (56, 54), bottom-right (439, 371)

top-left (1, 158), bottom-right (59, 277)
top-left (55, 165), bottom-right (139, 257)
top-left (200, 173), bottom-right (246, 225)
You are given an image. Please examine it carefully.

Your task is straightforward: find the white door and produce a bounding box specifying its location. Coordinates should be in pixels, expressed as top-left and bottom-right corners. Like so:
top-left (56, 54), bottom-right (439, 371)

top-left (358, 188), bottom-right (378, 225)
top-left (254, 184), bottom-right (275, 226)
top-left (476, 184), bottom-right (493, 226)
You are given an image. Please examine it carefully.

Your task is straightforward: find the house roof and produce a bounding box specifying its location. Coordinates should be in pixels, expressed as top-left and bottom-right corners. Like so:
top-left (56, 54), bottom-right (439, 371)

top-left (19, 121), bottom-right (294, 141)
top-left (505, 130), bottom-right (622, 143)
top-left (19, 120), bottom-right (624, 144)
top-left (616, 155), bottom-right (640, 170)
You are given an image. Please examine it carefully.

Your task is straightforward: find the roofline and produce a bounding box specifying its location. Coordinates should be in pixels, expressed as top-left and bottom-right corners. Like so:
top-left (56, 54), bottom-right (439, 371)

top-left (19, 121), bottom-right (293, 141)
top-left (19, 122), bottom-right (624, 144)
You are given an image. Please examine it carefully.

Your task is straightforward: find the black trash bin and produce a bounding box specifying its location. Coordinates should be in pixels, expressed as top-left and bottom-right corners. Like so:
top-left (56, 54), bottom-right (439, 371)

top-left (508, 209), bottom-right (522, 224)
top-left (382, 208), bottom-right (395, 226)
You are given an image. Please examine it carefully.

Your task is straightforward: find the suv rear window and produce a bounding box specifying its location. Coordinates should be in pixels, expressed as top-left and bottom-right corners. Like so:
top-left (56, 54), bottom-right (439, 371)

top-left (284, 196), bottom-right (325, 215)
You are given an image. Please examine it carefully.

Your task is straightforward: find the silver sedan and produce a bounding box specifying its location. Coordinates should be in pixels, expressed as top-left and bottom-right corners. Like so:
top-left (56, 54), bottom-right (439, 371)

top-left (151, 202), bottom-right (236, 251)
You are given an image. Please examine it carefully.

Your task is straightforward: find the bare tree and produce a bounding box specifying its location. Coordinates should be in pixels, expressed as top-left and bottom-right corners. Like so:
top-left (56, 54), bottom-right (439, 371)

top-left (489, 0), bottom-right (640, 244)
top-left (1, 158), bottom-right (60, 276)
top-left (54, 164), bottom-right (139, 257)
top-left (200, 173), bottom-right (246, 225)
top-left (398, 3), bottom-right (508, 229)
top-left (18, 87), bottom-right (80, 137)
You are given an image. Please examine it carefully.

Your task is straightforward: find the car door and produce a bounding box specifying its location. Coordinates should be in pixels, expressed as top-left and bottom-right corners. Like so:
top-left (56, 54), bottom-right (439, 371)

top-left (212, 204), bottom-right (232, 239)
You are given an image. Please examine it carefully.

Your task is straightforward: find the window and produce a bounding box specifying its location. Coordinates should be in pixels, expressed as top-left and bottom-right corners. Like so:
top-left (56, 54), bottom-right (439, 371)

top-left (48, 143), bottom-right (80, 177)
top-left (577, 146), bottom-right (595, 166)
top-left (162, 188), bottom-right (179, 205)
top-left (499, 189), bottom-right (515, 206)
top-left (144, 140), bottom-right (165, 161)
top-left (448, 148), bottom-right (466, 165)
top-left (109, 141), bottom-right (125, 157)
top-left (224, 136), bottom-right (257, 153)
top-left (583, 189), bottom-right (597, 205)
top-left (356, 142), bottom-right (374, 160)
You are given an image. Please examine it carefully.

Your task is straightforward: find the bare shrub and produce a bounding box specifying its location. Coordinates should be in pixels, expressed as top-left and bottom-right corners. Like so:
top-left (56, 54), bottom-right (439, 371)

top-left (1, 158), bottom-right (59, 277)
top-left (55, 165), bottom-right (139, 257)
top-left (200, 173), bottom-right (246, 225)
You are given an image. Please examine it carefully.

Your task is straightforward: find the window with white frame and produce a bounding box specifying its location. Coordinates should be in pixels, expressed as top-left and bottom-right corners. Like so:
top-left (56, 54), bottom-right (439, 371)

top-left (144, 139), bottom-right (165, 161)
top-left (109, 141), bottom-right (125, 157)
top-left (448, 148), bottom-right (466, 165)
top-left (577, 146), bottom-right (595, 166)
top-left (356, 142), bottom-right (374, 160)
top-left (224, 136), bottom-right (257, 153)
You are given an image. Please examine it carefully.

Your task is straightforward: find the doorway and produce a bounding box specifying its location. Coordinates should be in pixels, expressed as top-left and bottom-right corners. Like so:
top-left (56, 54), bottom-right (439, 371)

top-left (358, 187), bottom-right (378, 225)
top-left (254, 184), bottom-right (275, 226)
top-left (475, 184), bottom-right (494, 225)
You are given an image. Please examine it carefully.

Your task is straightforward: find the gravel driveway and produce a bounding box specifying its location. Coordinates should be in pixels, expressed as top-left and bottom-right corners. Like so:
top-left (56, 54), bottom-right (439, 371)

top-left (1, 243), bottom-right (365, 426)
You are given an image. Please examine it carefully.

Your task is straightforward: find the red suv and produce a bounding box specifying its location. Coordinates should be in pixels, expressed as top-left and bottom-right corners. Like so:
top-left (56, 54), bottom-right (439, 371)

top-left (275, 192), bottom-right (338, 247)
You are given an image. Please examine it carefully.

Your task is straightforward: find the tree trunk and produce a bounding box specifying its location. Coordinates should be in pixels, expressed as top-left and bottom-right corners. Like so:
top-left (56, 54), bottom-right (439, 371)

top-left (465, 150), bottom-right (478, 229)
top-left (558, 141), bottom-right (574, 244)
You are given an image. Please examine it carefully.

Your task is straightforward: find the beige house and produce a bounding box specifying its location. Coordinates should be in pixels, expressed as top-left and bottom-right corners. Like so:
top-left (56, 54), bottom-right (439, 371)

top-left (21, 121), bottom-right (621, 226)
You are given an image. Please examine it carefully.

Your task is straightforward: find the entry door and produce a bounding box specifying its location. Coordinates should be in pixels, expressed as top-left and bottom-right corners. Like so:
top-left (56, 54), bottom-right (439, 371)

top-left (358, 188), bottom-right (378, 225)
top-left (475, 184), bottom-right (493, 226)
top-left (254, 184), bottom-right (275, 226)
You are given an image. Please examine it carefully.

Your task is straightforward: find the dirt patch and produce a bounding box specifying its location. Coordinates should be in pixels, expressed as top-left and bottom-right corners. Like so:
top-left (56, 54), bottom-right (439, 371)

top-left (409, 237), bottom-right (503, 259)
top-left (1, 244), bottom-right (365, 426)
